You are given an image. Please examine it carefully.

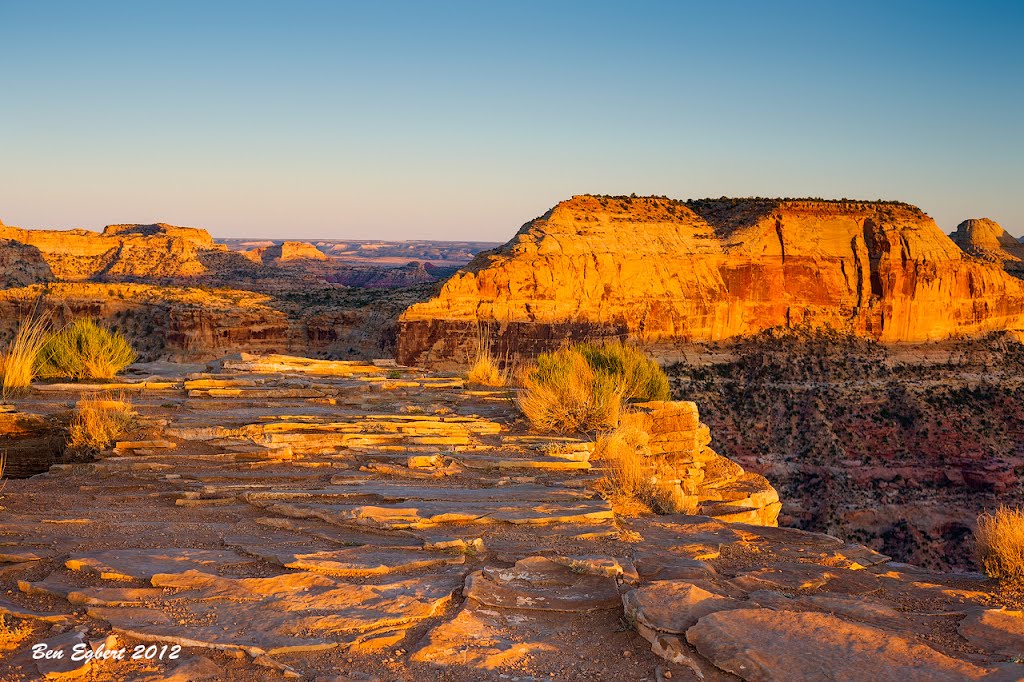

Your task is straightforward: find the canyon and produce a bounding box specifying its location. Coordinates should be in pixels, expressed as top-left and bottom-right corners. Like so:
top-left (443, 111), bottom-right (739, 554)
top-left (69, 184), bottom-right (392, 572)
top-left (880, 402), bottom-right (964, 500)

top-left (3, 198), bottom-right (1024, 678)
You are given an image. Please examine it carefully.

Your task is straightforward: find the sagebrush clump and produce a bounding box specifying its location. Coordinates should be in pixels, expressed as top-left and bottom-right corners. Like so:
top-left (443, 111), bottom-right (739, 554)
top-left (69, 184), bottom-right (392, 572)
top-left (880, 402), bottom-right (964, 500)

top-left (516, 341), bottom-right (668, 433)
top-left (577, 340), bottom-right (670, 402)
top-left (517, 348), bottom-right (622, 433)
top-left (975, 506), bottom-right (1024, 581)
top-left (37, 319), bottom-right (136, 381)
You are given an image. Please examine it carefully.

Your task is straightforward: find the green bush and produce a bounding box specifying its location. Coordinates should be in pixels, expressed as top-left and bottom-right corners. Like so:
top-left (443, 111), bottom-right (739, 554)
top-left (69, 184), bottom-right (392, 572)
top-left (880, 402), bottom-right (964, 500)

top-left (577, 340), bottom-right (670, 402)
top-left (36, 319), bottom-right (137, 381)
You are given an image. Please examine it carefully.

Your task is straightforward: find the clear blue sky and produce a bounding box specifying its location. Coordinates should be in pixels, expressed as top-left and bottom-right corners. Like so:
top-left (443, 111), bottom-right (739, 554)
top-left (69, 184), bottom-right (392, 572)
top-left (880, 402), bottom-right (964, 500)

top-left (1, 1), bottom-right (1021, 240)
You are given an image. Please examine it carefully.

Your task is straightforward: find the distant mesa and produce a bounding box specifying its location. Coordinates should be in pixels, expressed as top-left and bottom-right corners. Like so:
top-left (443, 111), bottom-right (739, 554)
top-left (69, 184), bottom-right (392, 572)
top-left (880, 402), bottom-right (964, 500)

top-left (0, 219), bottom-right (221, 281)
top-left (248, 240), bottom-right (328, 265)
top-left (398, 195), bottom-right (1024, 366)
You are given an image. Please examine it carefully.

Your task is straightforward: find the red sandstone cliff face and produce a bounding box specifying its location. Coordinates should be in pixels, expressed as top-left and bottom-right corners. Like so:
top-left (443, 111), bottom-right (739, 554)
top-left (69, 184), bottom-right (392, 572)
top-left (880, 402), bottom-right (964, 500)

top-left (398, 196), bottom-right (1024, 365)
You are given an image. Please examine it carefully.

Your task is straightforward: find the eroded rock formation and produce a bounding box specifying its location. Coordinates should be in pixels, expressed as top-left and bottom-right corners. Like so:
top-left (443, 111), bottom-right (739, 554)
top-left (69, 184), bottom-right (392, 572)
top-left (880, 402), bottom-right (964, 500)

top-left (636, 401), bottom-right (781, 526)
top-left (398, 195), bottom-right (1024, 365)
top-left (950, 218), bottom-right (1024, 277)
top-left (0, 221), bottom-right (220, 280)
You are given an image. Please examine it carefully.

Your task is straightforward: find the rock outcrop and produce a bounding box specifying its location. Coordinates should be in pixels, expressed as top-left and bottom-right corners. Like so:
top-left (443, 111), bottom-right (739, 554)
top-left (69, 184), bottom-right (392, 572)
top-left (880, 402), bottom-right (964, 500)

top-left (0, 221), bottom-right (221, 281)
top-left (950, 218), bottom-right (1024, 277)
top-left (250, 241), bottom-right (327, 265)
top-left (398, 196), bottom-right (1024, 365)
top-left (635, 401), bottom-right (781, 526)
top-left (327, 261), bottom-right (440, 289)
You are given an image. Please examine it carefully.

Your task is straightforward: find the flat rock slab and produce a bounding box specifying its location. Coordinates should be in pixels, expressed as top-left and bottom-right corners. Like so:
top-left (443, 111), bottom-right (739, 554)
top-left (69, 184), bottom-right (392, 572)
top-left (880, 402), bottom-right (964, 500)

top-left (0, 595), bottom-right (71, 622)
top-left (244, 483), bottom-right (591, 503)
top-left (958, 608), bottom-right (1024, 657)
top-left (410, 601), bottom-right (561, 669)
top-left (687, 608), bottom-right (993, 682)
top-left (731, 562), bottom-right (881, 595)
top-left (87, 569), bottom-right (462, 656)
top-left (255, 499), bottom-right (614, 529)
top-left (623, 580), bottom-right (746, 634)
top-left (253, 516), bottom-right (420, 547)
top-left (66, 548), bottom-right (254, 581)
top-left (229, 539), bottom-right (466, 577)
top-left (465, 556), bottom-right (621, 612)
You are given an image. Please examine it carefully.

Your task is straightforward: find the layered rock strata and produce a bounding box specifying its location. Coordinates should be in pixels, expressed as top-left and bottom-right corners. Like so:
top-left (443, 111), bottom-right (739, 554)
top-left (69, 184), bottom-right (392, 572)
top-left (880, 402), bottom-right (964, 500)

top-left (634, 401), bottom-right (781, 525)
top-left (398, 196), bottom-right (1024, 365)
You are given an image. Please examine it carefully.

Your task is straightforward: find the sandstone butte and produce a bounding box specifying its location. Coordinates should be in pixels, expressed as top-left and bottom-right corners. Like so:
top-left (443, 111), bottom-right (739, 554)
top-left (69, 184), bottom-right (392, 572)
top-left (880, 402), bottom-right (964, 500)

top-left (248, 240), bottom-right (329, 265)
top-left (397, 195), bottom-right (1024, 366)
top-left (950, 217), bottom-right (1024, 276)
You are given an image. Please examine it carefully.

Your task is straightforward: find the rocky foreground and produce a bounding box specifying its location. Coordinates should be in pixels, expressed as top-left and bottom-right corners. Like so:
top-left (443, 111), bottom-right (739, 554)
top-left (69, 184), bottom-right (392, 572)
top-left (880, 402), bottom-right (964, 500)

top-left (0, 357), bottom-right (1022, 680)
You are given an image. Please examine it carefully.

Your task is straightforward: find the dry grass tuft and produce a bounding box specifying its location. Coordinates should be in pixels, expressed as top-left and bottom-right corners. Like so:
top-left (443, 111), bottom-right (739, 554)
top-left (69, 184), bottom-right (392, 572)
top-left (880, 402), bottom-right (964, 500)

top-left (976, 506), bottom-right (1024, 581)
top-left (0, 311), bottom-right (50, 399)
top-left (67, 393), bottom-right (136, 453)
top-left (468, 352), bottom-right (506, 386)
top-left (517, 348), bottom-right (622, 433)
top-left (37, 319), bottom-right (136, 381)
top-left (595, 416), bottom-right (651, 498)
top-left (467, 325), bottom-right (509, 387)
top-left (594, 412), bottom-right (687, 515)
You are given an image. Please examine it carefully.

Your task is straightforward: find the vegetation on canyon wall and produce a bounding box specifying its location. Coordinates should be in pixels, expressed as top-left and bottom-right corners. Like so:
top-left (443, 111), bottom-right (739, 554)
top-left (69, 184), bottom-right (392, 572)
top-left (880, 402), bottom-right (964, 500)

top-left (667, 326), bottom-right (1024, 570)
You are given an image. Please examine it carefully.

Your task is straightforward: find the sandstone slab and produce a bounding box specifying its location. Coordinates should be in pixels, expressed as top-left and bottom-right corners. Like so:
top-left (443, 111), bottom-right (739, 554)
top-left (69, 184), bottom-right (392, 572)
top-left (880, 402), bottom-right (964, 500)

top-left (65, 549), bottom-right (253, 581)
top-left (464, 556), bottom-right (621, 612)
top-left (686, 608), bottom-right (992, 681)
top-left (958, 608), bottom-right (1024, 657)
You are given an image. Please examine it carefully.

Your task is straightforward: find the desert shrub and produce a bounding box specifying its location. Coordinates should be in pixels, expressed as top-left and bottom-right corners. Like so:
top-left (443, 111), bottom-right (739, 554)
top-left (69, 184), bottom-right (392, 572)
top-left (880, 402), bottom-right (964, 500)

top-left (595, 412), bottom-right (652, 497)
top-left (0, 312), bottom-right (50, 399)
top-left (577, 340), bottom-right (670, 402)
top-left (67, 393), bottom-right (136, 452)
top-left (0, 614), bottom-right (33, 654)
top-left (37, 319), bottom-right (136, 381)
top-left (517, 348), bottom-right (621, 433)
top-left (976, 506), bottom-right (1024, 580)
top-left (516, 341), bottom-right (668, 432)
